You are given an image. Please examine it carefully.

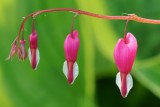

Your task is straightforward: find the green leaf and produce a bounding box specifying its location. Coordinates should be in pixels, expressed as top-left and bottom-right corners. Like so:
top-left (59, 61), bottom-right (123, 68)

top-left (133, 55), bottom-right (160, 98)
top-left (0, 65), bottom-right (13, 107)
top-left (0, 1), bottom-right (87, 107)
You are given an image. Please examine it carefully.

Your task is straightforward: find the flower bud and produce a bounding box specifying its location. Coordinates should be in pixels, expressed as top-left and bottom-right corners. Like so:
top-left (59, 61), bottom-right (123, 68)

top-left (6, 43), bottom-right (17, 60)
top-left (28, 30), bottom-right (40, 70)
top-left (114, 32), bottom-right (137, 97)
top-left (18, 39), bottom-right (27, 60)
top-left (63, 30), bottom-right (80, 84)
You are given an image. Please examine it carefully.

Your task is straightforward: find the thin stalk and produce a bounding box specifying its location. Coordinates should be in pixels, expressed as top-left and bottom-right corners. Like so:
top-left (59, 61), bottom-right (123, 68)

top-left (15, 8), bottom-right (160, 42)
top-left (124, 16), bottom-right (131, 44)
top-left (70, 14), bottom-right (78, 37)
top-left (32, 17), bottom-right (35, 32)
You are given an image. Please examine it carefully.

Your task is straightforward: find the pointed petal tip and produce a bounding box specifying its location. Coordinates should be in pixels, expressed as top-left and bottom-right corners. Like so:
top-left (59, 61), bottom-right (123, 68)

top-left (121, 89), bottom-right (128, 98)
top-left (6, 56), bottom-right (10, 61)
top-left (122, 94), bottom-right (127, 98)
top-left (68, 80), bottom-right (74, 85)
top-left (32, 66), bottom-right (37, 71)
top-left (6, 55), bottom-right (14, 61)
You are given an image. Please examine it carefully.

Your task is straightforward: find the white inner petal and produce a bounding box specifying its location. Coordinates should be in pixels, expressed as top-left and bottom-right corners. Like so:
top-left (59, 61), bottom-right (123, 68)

top-left (63, 61), bottom-right (68, 79)
top-left (126, 73), bottom-right (133, 97)
top-left (35, 48), bottom-right (40, 70)
top-left (28, 48), bottom-right (40, 70)
top-left (116, 72), bottom-right (121, 91)
top-left (116, 72), bottom-right (133, 97)
top-left (72, 62), bottom-right (79, 84)
top-left (63, 61), bottom-right (79, 84)
top-left (28, 48), bottom-right (31, 63)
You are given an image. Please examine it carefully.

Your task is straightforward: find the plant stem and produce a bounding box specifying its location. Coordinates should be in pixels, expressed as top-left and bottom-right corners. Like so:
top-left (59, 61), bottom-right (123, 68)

top-left (124, 16), bottom-right (131, 44)
top-left (15, 8), bottom-right (160, 42)
top-left (70, 14), bottom-right (78, 38)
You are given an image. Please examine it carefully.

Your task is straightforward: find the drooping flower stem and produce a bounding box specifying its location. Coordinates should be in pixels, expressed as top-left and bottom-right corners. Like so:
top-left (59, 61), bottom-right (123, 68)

top-left (70, 14), bottom-right (78, 38)
top-left (14, 8), bottom-right (160, 43)
top-left (123, 16), bottom-right (131, 44)
top-left (32, 17), bottom-right (35, 32)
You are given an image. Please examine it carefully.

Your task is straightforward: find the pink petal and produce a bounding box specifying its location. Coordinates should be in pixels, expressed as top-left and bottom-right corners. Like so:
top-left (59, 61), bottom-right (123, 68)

top-left (64, 30), bottom-right (80, 62)
top-left (114, 32), bottom-right (137, 74)
top-left (29, 30), bottom-right (38, 49)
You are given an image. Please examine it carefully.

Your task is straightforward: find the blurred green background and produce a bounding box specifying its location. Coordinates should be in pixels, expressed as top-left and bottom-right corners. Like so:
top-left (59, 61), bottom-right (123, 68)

top-left (0, 0), bottom-right (160, 107)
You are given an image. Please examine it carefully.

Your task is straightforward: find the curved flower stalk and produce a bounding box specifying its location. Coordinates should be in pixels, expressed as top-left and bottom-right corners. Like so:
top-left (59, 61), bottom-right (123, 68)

top-left (28, 29), bottom-right (40, 70)
top-left (114, 32), bottom-right (137, 98)
top-left (63, 30), bottom-right (80, 84)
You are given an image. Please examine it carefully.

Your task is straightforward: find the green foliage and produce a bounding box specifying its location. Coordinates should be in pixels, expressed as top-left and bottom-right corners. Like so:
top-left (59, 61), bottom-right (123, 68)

top-left (0, 0), bottom-right (160, 107)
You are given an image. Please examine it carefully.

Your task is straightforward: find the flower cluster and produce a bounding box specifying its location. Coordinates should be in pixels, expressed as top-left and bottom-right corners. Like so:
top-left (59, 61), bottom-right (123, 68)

top-left (7, 18), bottom-right (80, 84)
top-left (7, 9), bottom-right (140, 98)
top-left (7, 39), bottom-right (27, 61)
top-left (7, 28), bottom-right (40, 70)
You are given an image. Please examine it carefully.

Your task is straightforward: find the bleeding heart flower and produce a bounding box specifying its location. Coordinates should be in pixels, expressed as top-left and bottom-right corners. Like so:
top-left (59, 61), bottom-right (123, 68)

top-left (114, 32), bottom-right (137, 98)
top-left (63, 30), bottom-right (80, 84)
top-left (28, 29), bottom-right (40, 70)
